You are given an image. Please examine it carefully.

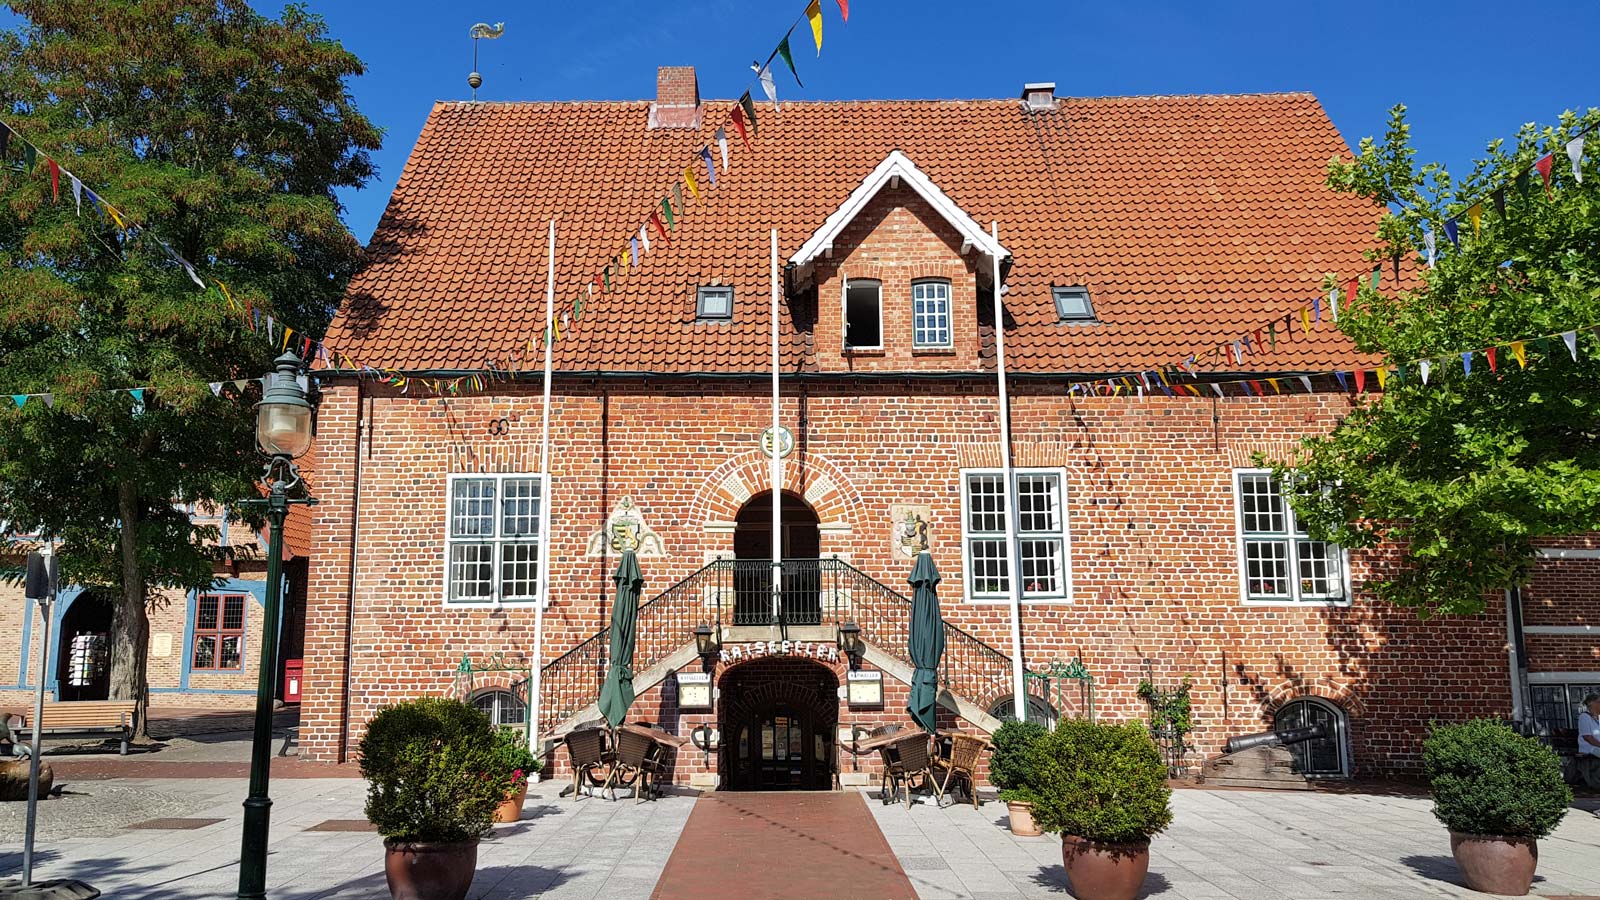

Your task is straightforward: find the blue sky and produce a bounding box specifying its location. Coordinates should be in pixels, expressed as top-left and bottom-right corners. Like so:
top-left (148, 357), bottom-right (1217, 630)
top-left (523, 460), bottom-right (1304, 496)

top-left (6, 2), bottom-right (1598, 244)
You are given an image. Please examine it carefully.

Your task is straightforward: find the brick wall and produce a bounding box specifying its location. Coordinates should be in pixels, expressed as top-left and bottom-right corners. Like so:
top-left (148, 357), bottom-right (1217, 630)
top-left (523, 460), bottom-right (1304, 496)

top-left (812, 185), bottom-right (983, 373)
top-left (296, 375), bottom-right (1568, 777)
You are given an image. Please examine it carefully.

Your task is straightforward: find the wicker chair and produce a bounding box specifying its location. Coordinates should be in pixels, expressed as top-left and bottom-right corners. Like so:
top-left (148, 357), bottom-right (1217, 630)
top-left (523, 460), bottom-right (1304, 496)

top-left (610, 727), bottom-right (661, 803)
top-left (932, 733), bottom-right (988, 809)
top-left (563, 728), bottom-right (609, 802)
top-left (880, 733), bottom-right (941, 808)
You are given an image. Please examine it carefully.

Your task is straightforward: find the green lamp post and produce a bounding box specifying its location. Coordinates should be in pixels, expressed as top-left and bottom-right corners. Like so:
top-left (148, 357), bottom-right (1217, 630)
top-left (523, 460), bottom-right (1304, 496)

top-left (237, 352), bottom-right (318, 900)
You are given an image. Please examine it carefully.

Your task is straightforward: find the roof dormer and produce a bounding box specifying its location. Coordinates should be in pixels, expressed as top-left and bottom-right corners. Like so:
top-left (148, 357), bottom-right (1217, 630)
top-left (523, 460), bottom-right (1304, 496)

top-left (789, 150), bottom-right (1008, 291)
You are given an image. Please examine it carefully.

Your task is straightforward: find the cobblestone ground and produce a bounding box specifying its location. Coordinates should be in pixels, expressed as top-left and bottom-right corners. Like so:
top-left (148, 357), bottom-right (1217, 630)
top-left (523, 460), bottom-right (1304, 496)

top-left (869, 788), bottom-right (1600, 900)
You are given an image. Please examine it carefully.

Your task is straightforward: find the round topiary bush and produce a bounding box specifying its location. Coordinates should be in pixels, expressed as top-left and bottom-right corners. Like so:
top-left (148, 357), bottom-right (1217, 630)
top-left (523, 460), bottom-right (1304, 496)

top-left (1026, 719), bottom-right (1173, 844)
top-left (1423, 718), bottom-right (1570, 839)
top-left (989, 719), bottom-right (1048, 803)
top-left (359, 697), bottom-right (503, 844)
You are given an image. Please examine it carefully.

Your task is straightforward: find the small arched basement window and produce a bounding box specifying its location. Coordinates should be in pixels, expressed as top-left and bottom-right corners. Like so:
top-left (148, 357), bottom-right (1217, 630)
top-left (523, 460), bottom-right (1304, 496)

top-left (472, 689), bottom-right (526, 729)
top-left (988, 695), bottom-right (1060, 731)
top-left (1273, 697), bottom-right (1350, 777)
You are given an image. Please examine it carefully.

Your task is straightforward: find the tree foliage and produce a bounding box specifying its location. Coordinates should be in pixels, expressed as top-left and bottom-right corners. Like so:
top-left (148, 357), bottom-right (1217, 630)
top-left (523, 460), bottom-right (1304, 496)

top-left (1286, 105), bottom-right (1600, 616)
top-left (0, 0), bottom-right (378, 726)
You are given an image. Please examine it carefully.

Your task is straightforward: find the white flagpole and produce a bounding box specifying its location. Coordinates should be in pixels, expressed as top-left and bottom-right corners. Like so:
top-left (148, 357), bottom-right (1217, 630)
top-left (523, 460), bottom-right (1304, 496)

top-left (992, 221), bottom-right (1028, 722)
top-left (770, 229), bottom-right (783, 629)
top-left (530, 219), bottom-right (556, 753)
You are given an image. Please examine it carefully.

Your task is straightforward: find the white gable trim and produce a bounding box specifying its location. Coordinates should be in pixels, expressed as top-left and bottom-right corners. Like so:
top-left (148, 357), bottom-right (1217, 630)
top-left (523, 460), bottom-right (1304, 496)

top-left (790, 150), bottom-right (1007, 269)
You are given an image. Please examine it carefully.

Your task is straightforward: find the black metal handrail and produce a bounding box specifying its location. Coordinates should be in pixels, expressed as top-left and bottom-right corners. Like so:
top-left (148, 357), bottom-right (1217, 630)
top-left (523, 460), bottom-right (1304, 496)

top-left (536, 556), bottom-right (1051, 733)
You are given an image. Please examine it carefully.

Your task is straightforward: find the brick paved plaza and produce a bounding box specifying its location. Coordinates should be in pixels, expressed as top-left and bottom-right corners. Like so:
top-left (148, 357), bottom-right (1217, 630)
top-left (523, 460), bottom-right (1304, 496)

top-left (5, 777), bottom-right (1598, 899)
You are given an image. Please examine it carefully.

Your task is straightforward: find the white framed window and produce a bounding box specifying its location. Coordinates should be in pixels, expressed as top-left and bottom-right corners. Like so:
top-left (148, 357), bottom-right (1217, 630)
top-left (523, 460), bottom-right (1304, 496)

top-left (960, 468), bottom-right (1070, 603)
top-left (911, 280), bottom-right (952, 348)
top-left (1232, 469), bottom-right (1348, 605)
top-left (844, 279), bottom-right (882, 350)
top-left (445, 473), bottom-right (546, 605)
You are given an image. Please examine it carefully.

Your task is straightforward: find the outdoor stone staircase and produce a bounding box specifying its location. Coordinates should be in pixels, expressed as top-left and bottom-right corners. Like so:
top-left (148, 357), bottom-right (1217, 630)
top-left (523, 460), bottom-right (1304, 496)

top-left (535, 558), bottom-right (1047, 745)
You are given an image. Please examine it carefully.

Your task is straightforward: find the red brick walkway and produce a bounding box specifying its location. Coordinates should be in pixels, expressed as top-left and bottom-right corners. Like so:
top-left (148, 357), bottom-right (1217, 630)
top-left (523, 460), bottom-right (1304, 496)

top-left (651, 791), bottom-right (917, 900)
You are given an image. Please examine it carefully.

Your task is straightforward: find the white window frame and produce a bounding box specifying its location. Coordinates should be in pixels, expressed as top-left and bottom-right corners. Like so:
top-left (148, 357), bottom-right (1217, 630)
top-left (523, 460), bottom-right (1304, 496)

top-left (842, 278), bottom-right (883, 350)
top-left (959, 467), bottom-right (1072, 605)
top-left (444, 472), bottom-right (549, 607)
top-left (911, 279), bottom-right (952, 348)
top-left (1231, 468), bottom-right (1350, 606)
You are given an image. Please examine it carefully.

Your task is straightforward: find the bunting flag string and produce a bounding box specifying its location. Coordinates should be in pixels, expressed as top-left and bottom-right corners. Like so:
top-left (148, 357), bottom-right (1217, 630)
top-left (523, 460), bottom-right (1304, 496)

top-left (1061, 321), bottom-right (1600, 402)
top-left (0, 0), bottom-right (854, 397)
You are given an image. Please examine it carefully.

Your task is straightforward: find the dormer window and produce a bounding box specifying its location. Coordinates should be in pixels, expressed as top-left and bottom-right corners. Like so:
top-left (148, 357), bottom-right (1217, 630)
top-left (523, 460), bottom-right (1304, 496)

top-left (696, 285), bottom-right (733, 321)
top-left (844, 279), bottom-right (882, 349)
top-left (1053, 286), bottom-right (1095, 322)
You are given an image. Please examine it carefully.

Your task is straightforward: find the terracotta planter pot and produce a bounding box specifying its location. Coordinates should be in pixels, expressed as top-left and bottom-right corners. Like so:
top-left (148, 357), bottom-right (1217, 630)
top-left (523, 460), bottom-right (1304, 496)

top-left (493, 784), bottom-right (528, 823)
top-left (383, 838), bottom-right (478, 900)
top-left (1060, 834), bottom-right (1150, 900)
top-left (1006, 800), bottom-right (1042, 837)
top-left (1449, 832), bottom-right (1538, 896)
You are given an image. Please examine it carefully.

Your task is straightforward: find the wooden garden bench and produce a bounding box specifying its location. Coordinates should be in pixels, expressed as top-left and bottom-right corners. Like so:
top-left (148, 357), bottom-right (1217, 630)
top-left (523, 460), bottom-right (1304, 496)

top-left (12, 700), bottom-right (136, 755)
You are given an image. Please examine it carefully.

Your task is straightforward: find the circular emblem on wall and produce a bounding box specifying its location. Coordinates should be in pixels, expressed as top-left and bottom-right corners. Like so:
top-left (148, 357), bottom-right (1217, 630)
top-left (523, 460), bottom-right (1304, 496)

top-left (760, 426), bottom-right (794, 459)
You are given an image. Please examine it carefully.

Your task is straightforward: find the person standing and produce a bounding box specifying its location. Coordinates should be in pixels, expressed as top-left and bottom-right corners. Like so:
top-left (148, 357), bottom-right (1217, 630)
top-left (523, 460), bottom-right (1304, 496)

top-left (1577, 694), bottom-right (1600, 793)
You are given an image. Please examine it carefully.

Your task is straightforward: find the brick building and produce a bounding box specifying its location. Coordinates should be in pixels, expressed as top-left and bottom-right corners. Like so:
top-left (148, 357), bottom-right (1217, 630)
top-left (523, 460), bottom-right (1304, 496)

top-left (2, 505), bottom-right (313, 713)
top-left (297, 70), bottom-right (1597, 785)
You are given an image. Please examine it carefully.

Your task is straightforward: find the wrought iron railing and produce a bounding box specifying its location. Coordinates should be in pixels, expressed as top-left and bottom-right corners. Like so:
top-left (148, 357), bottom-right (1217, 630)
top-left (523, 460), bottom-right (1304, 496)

top-left (536, 556), bottom-right (1054, 734)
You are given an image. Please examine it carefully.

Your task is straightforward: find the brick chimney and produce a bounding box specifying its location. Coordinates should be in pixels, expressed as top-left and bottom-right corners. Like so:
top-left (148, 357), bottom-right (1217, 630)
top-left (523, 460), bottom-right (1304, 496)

top-left (649, 66), bottom-right (702, 129)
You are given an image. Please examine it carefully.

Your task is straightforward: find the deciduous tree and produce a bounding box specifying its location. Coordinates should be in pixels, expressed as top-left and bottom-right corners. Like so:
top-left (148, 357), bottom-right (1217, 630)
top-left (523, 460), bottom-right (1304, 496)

top-left (1286, 106), bottom-right (1600, 616)
top-left (0, 0), bottom-right (379, 731)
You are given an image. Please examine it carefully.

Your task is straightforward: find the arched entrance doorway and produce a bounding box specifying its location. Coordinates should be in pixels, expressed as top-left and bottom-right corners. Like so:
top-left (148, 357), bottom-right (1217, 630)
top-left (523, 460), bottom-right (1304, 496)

top-left (57, 592), bottom-right (114, 701)
top-left (732, 491), bottom-right (821, 625)
top-left (718, 657), bottom-right (838, 791)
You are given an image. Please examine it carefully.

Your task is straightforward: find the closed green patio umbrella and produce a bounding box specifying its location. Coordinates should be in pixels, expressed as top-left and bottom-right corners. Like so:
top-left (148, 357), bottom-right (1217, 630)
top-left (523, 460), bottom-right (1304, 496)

top-left (906, 551), bottom-right (946, 734)
top-left (598, 550), bottom-right (643, 729)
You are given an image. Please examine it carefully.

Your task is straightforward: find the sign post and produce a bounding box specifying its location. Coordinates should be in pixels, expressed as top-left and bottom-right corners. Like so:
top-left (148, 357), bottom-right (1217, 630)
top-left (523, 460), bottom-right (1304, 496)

top-left (22, 546), bottom-right (58, 887)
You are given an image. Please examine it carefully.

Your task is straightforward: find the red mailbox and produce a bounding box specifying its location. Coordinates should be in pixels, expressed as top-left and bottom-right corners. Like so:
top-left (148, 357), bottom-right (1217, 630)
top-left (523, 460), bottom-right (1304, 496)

top-left (283, 658), bottom-right (304, 704)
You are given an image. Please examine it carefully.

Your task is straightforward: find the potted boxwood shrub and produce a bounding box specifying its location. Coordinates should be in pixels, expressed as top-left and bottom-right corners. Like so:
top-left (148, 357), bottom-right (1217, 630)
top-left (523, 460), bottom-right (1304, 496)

top-left (1423, 719), bottom-right (1570, 896)
top-left (490, 726), bottom-right (543, 823)
top-left (1028, 719), bottom-right (1173, 900)
top-left (989, 719), bottom-right (1048, 836)
top-left (360, 698), bottom-right (503, 900)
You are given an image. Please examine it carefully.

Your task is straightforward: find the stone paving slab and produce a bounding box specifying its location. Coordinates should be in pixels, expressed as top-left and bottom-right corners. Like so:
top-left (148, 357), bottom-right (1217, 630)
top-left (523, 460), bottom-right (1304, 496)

top-left (0, 778), bottom-right (695, 900)
top-left (866, 788), bottom-right (1600, 900)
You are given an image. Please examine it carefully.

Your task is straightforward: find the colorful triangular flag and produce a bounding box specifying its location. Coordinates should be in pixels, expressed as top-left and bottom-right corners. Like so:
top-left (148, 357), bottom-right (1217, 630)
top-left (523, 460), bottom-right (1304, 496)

top-left (775, 33), bottom-right (802, 87)
top-left (755, 62), bottom-right (779, 110)
top-left (836, 0), bottom-right (849, 21)
top-left (701, 145), bottom-right (717, 185)
top-left (806, 0), bottom-right (823, 53)
top-left (715, 127), bottom-right (729, 171)
top-left (1424, 227), bottom-right (1436, 268)
top-left (1567, 136), bottom-right (1585, 183)
top-left (1562, 330), bottom-right (1577, 361)
top-left (1461, 351), bottom-right (1473, 375)
top-left (1419, 359), bottom-right (1431, 384)
top-left (1534, 154), bottom-right (1554, 197)
top-left (1443, 218), bottom-right (1459, 248)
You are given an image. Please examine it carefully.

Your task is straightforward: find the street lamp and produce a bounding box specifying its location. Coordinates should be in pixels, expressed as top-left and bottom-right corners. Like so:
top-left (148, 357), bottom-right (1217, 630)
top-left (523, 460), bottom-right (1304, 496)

top-left (237, 352), bottom-right (318, 900)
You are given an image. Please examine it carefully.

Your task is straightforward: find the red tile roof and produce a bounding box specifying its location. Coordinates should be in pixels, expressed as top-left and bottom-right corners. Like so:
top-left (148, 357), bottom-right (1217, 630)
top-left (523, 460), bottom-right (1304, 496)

top-left (328, 93), bottom-right (1382, 375)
